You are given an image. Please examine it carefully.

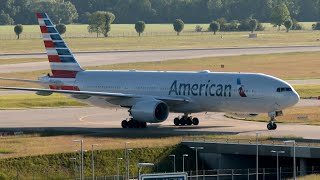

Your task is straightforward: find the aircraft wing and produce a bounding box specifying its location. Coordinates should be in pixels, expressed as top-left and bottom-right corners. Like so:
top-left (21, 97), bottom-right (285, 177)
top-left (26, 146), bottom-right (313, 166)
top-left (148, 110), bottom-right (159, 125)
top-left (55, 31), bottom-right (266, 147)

top-left (0, 77), bottom-right (43, 84)
top-left (0, 87), bottom-right (189, 103)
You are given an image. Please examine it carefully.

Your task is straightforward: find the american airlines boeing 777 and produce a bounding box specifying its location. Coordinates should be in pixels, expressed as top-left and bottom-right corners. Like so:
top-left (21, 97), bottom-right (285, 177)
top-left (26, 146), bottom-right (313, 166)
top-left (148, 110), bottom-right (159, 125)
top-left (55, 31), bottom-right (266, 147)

top-left (0, 13), bottom-right (300, 130)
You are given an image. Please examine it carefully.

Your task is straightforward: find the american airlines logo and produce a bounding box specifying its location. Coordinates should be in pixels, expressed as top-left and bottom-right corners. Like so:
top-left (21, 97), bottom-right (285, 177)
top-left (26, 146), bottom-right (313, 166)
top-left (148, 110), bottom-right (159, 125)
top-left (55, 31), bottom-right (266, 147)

top-left (168, 80), bottom-right (232, 97)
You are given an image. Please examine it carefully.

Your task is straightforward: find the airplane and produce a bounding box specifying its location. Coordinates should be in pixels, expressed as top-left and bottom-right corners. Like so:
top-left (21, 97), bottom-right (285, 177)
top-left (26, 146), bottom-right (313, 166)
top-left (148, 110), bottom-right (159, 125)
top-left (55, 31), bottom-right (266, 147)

top-left (0, 13), bottom-right (300, 130)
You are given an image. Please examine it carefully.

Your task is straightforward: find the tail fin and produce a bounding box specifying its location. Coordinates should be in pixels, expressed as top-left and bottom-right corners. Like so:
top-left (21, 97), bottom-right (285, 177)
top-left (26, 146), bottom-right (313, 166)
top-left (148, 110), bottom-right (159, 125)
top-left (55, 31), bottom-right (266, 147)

top-left (37, 13), bottom-right (83, 78)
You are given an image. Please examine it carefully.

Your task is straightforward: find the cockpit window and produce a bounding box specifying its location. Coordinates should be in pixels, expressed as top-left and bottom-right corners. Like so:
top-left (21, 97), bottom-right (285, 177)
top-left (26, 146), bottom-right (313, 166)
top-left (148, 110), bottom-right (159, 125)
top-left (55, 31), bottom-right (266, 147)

top-left (277, 87), bottom-right (292, 92)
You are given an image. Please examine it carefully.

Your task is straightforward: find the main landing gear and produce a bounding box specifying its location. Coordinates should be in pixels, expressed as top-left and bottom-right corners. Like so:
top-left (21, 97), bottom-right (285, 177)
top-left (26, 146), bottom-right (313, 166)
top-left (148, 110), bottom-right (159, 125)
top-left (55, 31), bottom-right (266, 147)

top-left (267, 111), bottom-right (282, 130)
top-left (173, 114), bottom-right (199, 126)
top-left (121, 118), bottom-right (147, 129)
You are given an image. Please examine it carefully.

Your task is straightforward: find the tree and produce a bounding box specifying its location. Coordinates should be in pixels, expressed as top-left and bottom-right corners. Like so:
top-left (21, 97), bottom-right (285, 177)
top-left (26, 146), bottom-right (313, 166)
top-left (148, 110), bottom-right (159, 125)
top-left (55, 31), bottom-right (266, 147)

top-left (88, 11), bottom-right (115, 38)
top-left (14, 24), bottom-right (23, 39)
top-left (173, 19), bottom-right (184, 35)
top-left (249, 19), bottom-right (258, 33)
top-left (270, 3), bottom-right (290, 30)
top-left (56, 24), bottom-right (66, 35)
top-left (284, 19), bottom-right (293, 32)
top-left (103, 12), bottom-right (115, 37)
top-left (0, 10), bottom-right (14, 25)
top-left (135, 21), bottom-right (146, 36)
top-left (209, 21), bottom-right (220, 35)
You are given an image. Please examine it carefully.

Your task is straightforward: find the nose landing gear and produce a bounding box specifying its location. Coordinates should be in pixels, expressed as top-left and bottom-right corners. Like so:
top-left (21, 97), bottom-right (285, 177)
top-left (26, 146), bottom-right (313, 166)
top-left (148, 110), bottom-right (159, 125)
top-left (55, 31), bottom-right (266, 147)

top-left (173, 114), bottom-right (199, 126)
top-left (267, 111), bottom-right (282, 130)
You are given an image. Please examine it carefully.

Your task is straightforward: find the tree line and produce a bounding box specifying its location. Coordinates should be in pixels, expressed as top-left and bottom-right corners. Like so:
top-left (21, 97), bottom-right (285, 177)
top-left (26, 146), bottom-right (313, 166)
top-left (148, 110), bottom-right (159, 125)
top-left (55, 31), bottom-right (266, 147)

top-left (2, 0), bottom-right (320, 25)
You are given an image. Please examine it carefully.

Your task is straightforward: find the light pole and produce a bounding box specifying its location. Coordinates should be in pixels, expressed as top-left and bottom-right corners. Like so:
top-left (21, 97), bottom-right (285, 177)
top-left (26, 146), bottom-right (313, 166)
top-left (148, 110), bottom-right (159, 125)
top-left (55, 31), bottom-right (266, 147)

top-left (92, 144), bottom-right (98, 180)
top-left (190, 147), bottom-right (204, 180)
top-left (70, 158), bottom-right (78, 179)
top-left (117, 158), bottom-right (123, 180)
top-left (256, 132), bottom-right (261, 180)
top-left (127, 148), bottom-right (133, 180)
top-left (271, 150), bottom-right (285, 180)
top-left (138, 163), bottom-right (154, 180)
top-left (284, 140), bottom-right (296, 180)
top-left (169, 154), bottom-right (176, 172)
top-left (182, 154), bottom-right (188, 172)
top-left (73, 140), bottom-right (84, 180)
top-left (124, 142), bottom-right (130, 180)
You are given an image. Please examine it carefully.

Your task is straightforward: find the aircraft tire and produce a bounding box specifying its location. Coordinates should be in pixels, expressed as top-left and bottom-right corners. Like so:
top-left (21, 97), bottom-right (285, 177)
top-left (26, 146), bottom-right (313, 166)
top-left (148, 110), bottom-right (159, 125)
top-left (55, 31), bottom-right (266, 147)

top-left (192, 118), bottom-right (199, 125)
top-left (121, 120), bottom-right (128, 128)
top-left (140, 122), bottom-right (147, 128)
top-left (186, 117), bottom-right (193, 125)
top-left (128, 119), bottom-right (134, 128)
top-left (180, 117), bottom-right (186, 126)
top-left (174, 118), bottom-right (180, 126)
top-left (272, 123), bottom-right (277, 130)
top-left (267, 123), bottom-right (273, 130)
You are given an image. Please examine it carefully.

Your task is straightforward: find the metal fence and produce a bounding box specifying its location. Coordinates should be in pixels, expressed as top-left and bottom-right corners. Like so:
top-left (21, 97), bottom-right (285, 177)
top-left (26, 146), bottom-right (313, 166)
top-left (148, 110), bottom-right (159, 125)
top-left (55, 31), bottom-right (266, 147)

top-left (0, 31), bottom-right (219, 40)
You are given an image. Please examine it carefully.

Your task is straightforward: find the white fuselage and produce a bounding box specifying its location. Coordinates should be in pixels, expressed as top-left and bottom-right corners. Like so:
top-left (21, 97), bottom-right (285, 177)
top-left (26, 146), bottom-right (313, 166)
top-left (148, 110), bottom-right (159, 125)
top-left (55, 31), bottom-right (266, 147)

top-left (48, 70), bottom-right (299, 114)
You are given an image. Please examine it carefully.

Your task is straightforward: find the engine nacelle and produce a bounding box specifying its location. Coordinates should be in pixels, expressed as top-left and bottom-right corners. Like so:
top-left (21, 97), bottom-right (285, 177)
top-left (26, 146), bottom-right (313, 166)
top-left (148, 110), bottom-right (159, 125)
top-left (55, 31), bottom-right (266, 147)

top-left (130, 100), bottom-right (169, 123)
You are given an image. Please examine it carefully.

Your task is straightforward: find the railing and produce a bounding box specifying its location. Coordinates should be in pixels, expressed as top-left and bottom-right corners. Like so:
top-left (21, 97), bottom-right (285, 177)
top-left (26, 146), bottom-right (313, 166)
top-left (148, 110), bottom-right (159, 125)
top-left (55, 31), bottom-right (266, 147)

top-left (181, 136), bottom-right (320, 147)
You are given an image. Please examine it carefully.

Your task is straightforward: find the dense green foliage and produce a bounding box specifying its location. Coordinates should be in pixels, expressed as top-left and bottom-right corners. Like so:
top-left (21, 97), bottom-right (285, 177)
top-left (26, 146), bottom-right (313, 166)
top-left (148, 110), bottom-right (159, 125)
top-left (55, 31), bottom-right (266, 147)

top-left (56, 24), bottom-right (67, 35)
top-left (312, 22), bottom-right (320, 30)
top-left (249, 19), bottom-right (258, 33)
top-left (88, 11), bottom-right (115, 37)
top-left (135, 21), bottom-right (146, 36)
top-left (270, 3), bottom-right (291, 29)
top-left (1, 0), bottom-right (320, 25)
top-left (0, 145), bottom-right (199, 179)
top-left (14, 24), bottom-right (23, 39)
top-left (173, 19), bottom-right (184, 35)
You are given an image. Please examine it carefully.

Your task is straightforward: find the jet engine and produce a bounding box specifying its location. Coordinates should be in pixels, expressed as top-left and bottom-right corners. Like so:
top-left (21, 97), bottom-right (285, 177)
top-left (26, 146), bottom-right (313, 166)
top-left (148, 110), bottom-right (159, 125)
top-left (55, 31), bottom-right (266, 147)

top-left (130, 100), bottom-right (169, 123)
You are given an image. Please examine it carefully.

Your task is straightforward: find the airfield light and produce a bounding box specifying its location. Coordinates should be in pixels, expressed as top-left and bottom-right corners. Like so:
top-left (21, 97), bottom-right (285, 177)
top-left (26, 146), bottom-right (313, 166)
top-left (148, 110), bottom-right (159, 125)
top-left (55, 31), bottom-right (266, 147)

top-left (256, 132), bottom-right (261, 180)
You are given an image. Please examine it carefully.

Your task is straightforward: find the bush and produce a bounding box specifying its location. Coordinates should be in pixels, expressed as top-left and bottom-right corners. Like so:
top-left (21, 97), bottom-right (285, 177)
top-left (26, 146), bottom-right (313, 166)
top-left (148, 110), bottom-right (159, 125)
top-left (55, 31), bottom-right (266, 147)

top-left (256, 23), bottom-right (265, 31)
top-left (56, 24), bottom-right (66, 35)
top-left (0, 172), bottom-right (8, 180)
top-left (195, 25), bottom-right (203, 32)
top-left (284, 19), bottom-right (293, 32)
top-left (312, 22), bottom-right (320, 30)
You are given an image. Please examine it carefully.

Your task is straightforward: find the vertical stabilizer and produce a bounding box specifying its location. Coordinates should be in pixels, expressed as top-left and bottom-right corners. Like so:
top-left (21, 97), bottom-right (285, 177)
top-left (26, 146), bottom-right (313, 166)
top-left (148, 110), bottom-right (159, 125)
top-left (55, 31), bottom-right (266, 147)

top-left (37, 13), bottom-right (83, 79)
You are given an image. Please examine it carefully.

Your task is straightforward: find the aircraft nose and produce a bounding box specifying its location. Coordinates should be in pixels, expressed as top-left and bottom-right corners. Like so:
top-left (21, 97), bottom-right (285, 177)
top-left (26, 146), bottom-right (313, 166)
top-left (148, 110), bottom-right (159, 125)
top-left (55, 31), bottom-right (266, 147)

top-left (289, 91), bottom-right (300, 106)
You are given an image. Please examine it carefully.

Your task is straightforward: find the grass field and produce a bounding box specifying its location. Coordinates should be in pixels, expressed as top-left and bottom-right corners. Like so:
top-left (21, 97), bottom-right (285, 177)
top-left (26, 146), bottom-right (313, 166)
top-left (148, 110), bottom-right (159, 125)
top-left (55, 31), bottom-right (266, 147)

top-left (0, 94), bottom-right (86, 109)
top-left (2, 51), bottom-right (320, 80)
top-left (1, 25), bottom-right (320, 53)
top-left (231, 105), bottom-right (320, 125)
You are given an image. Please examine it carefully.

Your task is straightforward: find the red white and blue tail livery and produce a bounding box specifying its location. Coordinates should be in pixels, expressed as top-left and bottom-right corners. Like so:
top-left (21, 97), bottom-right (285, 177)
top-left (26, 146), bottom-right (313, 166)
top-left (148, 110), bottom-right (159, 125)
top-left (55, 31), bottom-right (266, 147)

top-left (0, 13), bottom-right (300, 130)
top-left (37, 13), bottom-right (83, 79)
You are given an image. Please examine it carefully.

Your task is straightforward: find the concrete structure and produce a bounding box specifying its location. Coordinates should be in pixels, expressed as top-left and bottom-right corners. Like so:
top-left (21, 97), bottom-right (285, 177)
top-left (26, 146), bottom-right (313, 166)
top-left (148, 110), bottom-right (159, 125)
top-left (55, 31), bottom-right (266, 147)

top-left (182, 138), bottom-right (320, 179)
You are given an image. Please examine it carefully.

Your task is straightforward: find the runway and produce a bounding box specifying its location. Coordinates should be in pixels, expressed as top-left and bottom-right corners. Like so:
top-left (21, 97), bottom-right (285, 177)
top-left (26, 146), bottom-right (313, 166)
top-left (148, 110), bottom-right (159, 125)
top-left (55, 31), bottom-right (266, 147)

top-left (0, 107), bottom-right (320, 139)
top-left (1, 46), bottom-right (320, 73)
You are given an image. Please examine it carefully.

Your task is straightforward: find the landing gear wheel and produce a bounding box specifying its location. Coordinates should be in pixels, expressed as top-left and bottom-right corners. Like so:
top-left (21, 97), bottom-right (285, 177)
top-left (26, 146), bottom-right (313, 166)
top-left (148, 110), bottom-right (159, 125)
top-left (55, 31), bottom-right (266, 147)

top-left (180, 117), bottom-right (186, 126)
top-left (128, 119), bottom-right (134, 128)
top-left (192, 118), bottom-right (199, 125)
top-left (141, 122), bottom-right (147, 128)
top-left (121, 120), bottom-right (128, 128)
top-left (267, 122), bottom-right (277, 130)
top-left (174, 118), bottom-right (180, 126)
top-left (186, 117), bottom-right (193, 125)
